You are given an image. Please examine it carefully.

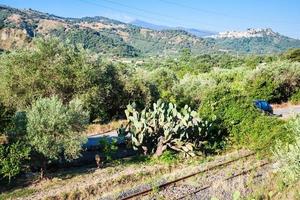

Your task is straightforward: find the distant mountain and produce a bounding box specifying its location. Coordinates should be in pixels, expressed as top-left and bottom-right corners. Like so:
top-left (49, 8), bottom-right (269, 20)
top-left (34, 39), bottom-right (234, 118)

top-left (130, 19), bottom-right (216, 37)
top-left (1, 5), bottom-right (300, 57)
top-left (130, 19), bottom-right (169, 31)
top-left (178, 27), bottom-right (216, 37)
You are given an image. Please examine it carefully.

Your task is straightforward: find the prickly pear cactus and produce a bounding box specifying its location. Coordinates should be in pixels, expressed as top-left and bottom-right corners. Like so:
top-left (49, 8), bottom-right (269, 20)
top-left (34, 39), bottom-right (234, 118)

top-left (122, 100), bottom-right (211, 157)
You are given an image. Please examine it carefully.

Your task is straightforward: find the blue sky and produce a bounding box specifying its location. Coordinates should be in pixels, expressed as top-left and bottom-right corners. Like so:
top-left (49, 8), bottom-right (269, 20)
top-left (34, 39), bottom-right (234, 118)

top-left (2, 0), bottom-right (300, 38)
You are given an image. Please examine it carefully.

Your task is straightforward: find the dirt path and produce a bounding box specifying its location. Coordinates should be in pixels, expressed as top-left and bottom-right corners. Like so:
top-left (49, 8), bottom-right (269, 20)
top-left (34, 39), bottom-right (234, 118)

top-left (273, 104), bottom-right (300, 118)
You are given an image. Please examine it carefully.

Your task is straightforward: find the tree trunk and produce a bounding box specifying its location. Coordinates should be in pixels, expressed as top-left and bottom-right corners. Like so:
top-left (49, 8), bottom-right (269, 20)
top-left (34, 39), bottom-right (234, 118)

top-left (40, 160), bottom-right (46, 180)
top-left (154, 136), bottom-right (166, 157)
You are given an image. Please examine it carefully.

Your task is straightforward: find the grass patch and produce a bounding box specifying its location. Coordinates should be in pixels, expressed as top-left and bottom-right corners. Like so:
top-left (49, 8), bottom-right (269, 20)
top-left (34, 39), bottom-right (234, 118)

top-left (0, 188), bottom-right (37, 200)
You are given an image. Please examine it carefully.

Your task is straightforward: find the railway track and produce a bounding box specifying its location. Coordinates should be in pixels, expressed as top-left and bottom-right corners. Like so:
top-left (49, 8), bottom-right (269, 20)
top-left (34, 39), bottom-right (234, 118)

top-left (175, 160), bottom-right (270, 200)
top-left (115, 150), bottom-right (268, 200)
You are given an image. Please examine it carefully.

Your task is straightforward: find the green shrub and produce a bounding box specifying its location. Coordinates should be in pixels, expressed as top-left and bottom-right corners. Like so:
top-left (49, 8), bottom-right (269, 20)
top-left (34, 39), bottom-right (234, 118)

top-left (274, 116), bottom-right (300, 183)
top-left (26, 96), bottom-right (88, 178)
top-left (290, 89), bottom-right (300, 104)
top-left (147, 68), bottom-right (178, 101)
top-left (0, 110), bottom-right (31, 183)
top-left (0, 39), bottom-right (155, 122)
top-left (199, 86), bottom-right (289, 151)
top-left (0, 141), bottom-right (30, 183)
top-left (123, 100), bottom-right (215, 157)
top-left (282, 48), bottom-right (300, 62)
top-left (171, 74), bottom-right (216, 109)
top-left (0, 102), bottom-right (14, 134)
top-left (98, 137), bottom-right (118, 161)
top-left (121, 68), bottom-right (160, 112)
top-left (0, 39), bottom-right (99, 110)
top-left (245, 61), bottom-right (300, 103)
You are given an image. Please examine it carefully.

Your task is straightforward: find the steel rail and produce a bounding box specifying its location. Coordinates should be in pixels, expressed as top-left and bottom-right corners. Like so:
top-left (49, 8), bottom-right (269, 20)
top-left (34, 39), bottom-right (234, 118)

top-left (119, 151), bottom-right (256, 200)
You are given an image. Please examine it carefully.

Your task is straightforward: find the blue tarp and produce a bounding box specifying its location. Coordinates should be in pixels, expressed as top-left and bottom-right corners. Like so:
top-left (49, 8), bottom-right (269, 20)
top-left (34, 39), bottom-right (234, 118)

top-left (254, 100), bottom-right (273, 113)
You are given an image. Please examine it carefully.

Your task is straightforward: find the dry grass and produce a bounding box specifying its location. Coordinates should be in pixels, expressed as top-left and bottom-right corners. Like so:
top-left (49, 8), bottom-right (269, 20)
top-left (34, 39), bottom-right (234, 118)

top-left (85, 120), bottom-right (127, 136)
top-left (0, 134), bottom-right (8, 144)
top-left (18, 157), bottom-right (187, 200)
top-left (3, 150), bottom-right (258, 200)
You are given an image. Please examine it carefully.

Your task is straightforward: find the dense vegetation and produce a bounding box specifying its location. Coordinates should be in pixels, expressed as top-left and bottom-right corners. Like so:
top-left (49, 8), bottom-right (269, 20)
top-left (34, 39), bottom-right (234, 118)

top-left (50, 28), bottom-right (140, 57)
top-left (0, 36), bottom-right (300, 199)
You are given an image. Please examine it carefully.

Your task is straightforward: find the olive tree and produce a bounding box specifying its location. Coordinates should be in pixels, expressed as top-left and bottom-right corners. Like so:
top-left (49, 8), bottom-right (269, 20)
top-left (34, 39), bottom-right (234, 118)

top-left (26, 96), bottom-right (88, 178)
top-left (0, 38), bottom-right (153, 122)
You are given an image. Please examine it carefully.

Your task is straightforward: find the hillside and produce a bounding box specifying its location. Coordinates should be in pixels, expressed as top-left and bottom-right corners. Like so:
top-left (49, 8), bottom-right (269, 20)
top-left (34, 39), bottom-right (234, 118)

top-left (130, 19), bottom-right (216, 37)
top-left (208, 28), bottom-right (300, 54)
top-left (1, 5), bottom-right (300, 57)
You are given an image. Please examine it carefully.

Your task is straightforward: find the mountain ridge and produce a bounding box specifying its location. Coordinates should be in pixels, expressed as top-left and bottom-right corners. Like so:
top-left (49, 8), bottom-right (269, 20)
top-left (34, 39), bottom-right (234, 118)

top-left (1, 5), bottom-right (300, 57)
top-left (130, 19), bottom-right (216, 37)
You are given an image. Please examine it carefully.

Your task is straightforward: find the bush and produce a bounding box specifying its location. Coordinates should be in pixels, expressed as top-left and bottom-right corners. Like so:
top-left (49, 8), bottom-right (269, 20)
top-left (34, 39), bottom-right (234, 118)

top-left (98, 137), bottom-right (118, 161)
top-left (171, 74), bottom-right (216, 109)
top-left (26, 96), bottom-right (88, 178)
top-left (245, 61), bottom-right (300, 103)
top-left (121, 68), bottom-right (160, 112)
top-left (282, 48), bottom-right (300, 62)
top-left (274, 116), bottom-right (300, 183)
top-left (199, 86), bottom-right (289, 151)
top-left (147, 68), bottom-right (178, 101)
top-left (123, 100), bottom-right (215, 157)
top-left (0, 111), bottom-right (30, 183)
top-left (290, 89), bottom-right (300, 104)
top-left (0, 102), bottom-right (14, 134)
top-left (0, 141), bottom-right (30, 183)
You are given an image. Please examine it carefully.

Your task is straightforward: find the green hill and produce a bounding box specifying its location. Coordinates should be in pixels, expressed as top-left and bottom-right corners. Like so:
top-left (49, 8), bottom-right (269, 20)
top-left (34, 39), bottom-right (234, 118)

top-left (1, 5), bottom-right (300, 57)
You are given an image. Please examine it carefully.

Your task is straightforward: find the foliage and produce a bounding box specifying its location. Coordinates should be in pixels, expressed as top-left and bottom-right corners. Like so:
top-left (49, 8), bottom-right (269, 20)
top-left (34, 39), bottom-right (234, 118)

top-left (0, 102), bottom-right (14, 134)
top-left (123, 100), bottom-right (213, 157)
top-left (245, 61), bottom-right (300, 103)
top-left (98, 137), bottom-right (118, 161)
top-left (121, 68), bottom-right (160, 112)
top-left (171, 74), bottom-right (216, 109)
top-left (282, 48), bottom-right (300, 62)
top-left (0, 110), bottom-right (30, 183)
top-left (26, 96), bottom-right (88, 174)
top-left (51, 28), bottom-right (140, 57)
top-left (0, 38), bottom-right (99, 109)
top-left (0, 141), bottom-right (30, 182)
top-left (274, 116), bottom-right (300, 183)
top-left (199, 86), bottom-right (289, 151)
top-left (146, 68), bottom-right (178, 101)
top-left (0, 39), bottom-right (157, 122)
top-left (290, 89), bottom-right (300, 104)
top-left (150, 150), bottom-right (178, 165)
